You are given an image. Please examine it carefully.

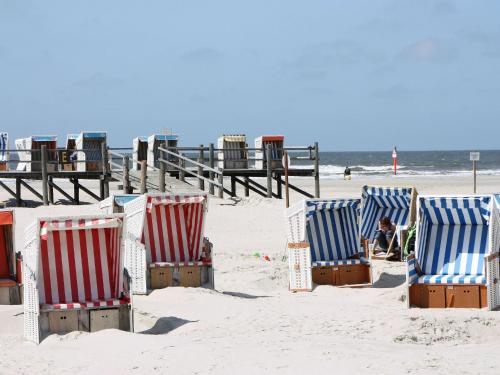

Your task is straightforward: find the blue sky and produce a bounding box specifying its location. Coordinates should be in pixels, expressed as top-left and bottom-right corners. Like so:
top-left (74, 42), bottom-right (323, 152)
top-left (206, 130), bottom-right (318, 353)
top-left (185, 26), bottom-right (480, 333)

top-left (1, 0), bottom-right (499, 151)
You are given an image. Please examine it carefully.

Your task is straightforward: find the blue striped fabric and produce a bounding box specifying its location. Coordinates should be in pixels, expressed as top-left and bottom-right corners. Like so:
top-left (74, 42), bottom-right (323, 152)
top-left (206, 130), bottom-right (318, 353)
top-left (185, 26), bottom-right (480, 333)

top-left (263, 141), bottom-right (283, 160)
top-left (0, 132), bottom-right (7, 162)
top-left (312, 257), bottom-right (369, 267)
top-left (494, 194), bottom-right (500, 209)
top-left (305, 199), bottom-right (361, 262)
top-left (360, 186), bottom-right (412, 241)
top-left (406, 256), bottom-right (418, 284)
top-left (416, 196), bottom-right (491, 278)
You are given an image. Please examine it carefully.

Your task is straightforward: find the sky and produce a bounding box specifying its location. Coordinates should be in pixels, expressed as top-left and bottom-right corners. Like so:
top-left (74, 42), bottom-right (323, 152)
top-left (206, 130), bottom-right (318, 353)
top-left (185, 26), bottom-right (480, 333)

top-left (1, 0), bottom-right (500, 151)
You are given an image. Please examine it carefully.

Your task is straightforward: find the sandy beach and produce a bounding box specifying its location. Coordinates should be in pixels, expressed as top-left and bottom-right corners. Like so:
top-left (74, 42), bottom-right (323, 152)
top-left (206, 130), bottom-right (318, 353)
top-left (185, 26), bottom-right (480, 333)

top-left (0, 174), bottom-right (498, 374)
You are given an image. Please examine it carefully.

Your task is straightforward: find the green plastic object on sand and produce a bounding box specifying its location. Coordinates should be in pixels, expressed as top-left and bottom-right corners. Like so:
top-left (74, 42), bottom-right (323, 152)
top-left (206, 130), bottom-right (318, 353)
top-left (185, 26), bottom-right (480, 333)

top-left (253, 252), bottom-right (261, 258)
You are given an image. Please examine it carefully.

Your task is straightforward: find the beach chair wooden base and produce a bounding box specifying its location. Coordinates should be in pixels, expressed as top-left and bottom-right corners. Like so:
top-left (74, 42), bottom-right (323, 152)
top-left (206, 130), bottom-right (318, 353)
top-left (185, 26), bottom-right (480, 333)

top-left (0, 281), bottom-right (22, 305)
top-left (409, 284), bottom-right (487, 308)
top-left (39, 305), bottom-right (133, 339)
top-left (312, 264), bottom-right (371, 286)
top-left (149, 264), bottom-right (213, 289)
top-left (0, 163), bottom-right (7, 171)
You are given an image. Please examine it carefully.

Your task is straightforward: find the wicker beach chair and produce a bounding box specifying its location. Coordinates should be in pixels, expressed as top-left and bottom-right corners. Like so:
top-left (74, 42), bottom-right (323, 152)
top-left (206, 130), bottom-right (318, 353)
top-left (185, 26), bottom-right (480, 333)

top-left (0, 209), bottom-right (21, 304)
top-left (360, 185), bottom-right (417, 260)
top-left (123, 193), bottom-right (213, 294)
top-left (406, 195), bottom-right (500, 309)
top-left (286, 199), bottom-right (372, 289)
top-left (22, 214), bottom-right (133, 343)
top-left (255, 135), bottom-right (284, 169)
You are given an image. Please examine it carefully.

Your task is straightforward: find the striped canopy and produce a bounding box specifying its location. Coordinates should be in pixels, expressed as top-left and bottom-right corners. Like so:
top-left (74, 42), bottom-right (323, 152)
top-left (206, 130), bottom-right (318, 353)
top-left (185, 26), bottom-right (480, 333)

top-left (361, 186), bottom-right (412, 240)
top-left (141, 194), bottom-right (208, 264)
top-left (37, 217), bottom-right (124, 305)
top-left (305, 199), bottom-right (361, 262)
top-left (416, 196), bottom-right (492, 277)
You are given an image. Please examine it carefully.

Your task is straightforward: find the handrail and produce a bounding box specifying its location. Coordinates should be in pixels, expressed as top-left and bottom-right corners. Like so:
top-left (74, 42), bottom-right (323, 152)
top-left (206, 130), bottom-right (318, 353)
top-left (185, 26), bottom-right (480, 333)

top-left (158, 157), bottom-right (224, 188)
top-left (158, 147), bottom-right (221, 175)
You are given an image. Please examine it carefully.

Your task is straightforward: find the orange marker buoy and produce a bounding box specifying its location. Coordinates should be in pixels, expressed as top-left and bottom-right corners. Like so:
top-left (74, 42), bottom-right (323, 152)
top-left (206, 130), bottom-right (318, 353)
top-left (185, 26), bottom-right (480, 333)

top-left (392, 147), bottom-right (398, 175)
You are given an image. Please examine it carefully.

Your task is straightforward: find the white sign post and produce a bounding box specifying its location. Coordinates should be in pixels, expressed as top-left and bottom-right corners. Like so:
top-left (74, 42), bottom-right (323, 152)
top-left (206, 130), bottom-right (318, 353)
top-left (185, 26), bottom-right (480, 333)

top-left (470, 152), bottom-right (480, 193)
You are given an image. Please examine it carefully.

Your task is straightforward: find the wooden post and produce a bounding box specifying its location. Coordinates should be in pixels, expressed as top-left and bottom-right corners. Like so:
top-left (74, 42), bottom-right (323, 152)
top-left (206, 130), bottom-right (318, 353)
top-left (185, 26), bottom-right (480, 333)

top-left (198, 144), bottom-right (205, 191)
top-left (209, 143), bottom-right (215, 195)
top-left (140, 160), bottom-right (147, 194)
top-left (284, 151), bottom-right (290, 208)
top-left (15, 178), bottom-right (21, 207)
top-left (218, 173), bottom-right (223, 198)
top-left (244, 177), bottom-right (250, 197)
top-left (179, 158), bottom-right (185, 182)
top-left (276, 173), bottom-right (282, 199)
top-left (73, 178), bottom-right (80, 205)
top-left (48, 176), bottom-right (54, 204)
top-left (101, 142), bottom-right (109, 199)
top-left (266, 144), bottom-right (272, 198)
top-left (159, 143), bottom-right (166, 193)
top-left (41, 144), bottom-right (49, 206)
top-left (314, 142), bottom-right (320, 198)
top-left (123, 155), bottom-right (130, 194)
top-left (473, 160), bottom-right (477, 193)
top-left (231, 176), bottom-right (236, 197)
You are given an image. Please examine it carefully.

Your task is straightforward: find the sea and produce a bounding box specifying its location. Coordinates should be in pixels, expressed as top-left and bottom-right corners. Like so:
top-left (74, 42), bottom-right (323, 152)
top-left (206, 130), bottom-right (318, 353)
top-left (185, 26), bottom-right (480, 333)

top-left (303, 150), bottom-right (500, 179)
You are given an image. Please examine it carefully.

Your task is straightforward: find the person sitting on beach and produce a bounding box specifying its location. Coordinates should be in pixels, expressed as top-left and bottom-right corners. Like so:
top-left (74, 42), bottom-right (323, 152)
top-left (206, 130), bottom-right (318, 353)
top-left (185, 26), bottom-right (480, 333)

top-left (343, 166), bottom-right (351, 180)
top-left (372, 217), bottom-right (398, 257)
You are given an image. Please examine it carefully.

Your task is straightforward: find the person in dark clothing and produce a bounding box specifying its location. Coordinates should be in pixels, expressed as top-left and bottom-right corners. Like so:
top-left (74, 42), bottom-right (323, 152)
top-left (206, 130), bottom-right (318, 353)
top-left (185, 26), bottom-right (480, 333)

top-left (372, 216), bottom-right (398, 256)
top-left (343, 166), bottom-right (351, 180)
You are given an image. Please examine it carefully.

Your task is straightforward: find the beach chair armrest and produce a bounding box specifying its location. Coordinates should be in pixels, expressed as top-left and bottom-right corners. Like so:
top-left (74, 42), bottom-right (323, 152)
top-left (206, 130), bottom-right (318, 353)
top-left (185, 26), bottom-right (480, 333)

top-left (406, 253), bottom-right (420, 285)
top-left (485, 252), bottom-right (499, 310)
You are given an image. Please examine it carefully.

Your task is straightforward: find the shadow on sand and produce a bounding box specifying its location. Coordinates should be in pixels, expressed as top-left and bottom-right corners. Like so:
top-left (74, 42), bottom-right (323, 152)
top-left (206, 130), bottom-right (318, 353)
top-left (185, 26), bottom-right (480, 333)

top-left (372, 272), bottom-right (406, 288)
top-left (139, 316), bottom-right (198, 335)
top-left (220, 291), bottom-right (271, 299)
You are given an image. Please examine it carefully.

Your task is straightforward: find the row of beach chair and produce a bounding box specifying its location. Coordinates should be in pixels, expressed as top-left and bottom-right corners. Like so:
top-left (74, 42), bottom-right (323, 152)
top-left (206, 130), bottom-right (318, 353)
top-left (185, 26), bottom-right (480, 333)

top-left (286, 186), bottom-right (500, 311)
top-left (0, 192), bottom-right (212, 343)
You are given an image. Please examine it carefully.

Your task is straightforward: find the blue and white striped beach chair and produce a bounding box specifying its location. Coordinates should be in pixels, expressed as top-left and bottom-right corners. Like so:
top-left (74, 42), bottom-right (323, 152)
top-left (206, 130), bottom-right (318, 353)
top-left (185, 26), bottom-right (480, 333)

top-left (406, 195), bottom-right (500, 309)
top-left (360, 185), bottom-right (417, 260)
top-left (0, 133), bottom-right (8, 170)
top-left (286, 199), bottom-right (372, 287)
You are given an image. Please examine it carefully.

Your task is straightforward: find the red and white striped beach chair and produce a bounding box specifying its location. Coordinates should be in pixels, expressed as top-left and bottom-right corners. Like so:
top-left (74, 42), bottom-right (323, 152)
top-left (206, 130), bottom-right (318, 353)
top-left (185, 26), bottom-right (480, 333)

top-left (0, 209), bottom-right (22, 304)
top-left (123, 193), bottom-right (213, 294)
top-left (23, 214), bottom-right (133, 343)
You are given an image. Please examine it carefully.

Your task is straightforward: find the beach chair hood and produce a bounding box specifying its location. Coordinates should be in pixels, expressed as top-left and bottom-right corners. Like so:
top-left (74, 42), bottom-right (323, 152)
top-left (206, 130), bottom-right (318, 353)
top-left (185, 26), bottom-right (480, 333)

top-left (416, 196), bottom-right (496, 278)
top-left (305, 199), bottom-right (361, 262)
top-left (361, 185), bottom-right (413, 241)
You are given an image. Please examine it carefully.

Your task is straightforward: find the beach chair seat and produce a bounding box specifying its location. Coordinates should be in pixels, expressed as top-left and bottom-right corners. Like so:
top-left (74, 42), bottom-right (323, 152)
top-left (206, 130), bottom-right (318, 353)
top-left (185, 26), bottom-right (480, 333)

top-left (415, 275), bottom-right (486, 285)
top-left (40, 297), bottom-right (130, 312)
top-left (22, 215), bottom-right (133, 343)
top-left (312, 257), bottom-right (370, 267)
top-left (123, 193), bottom-right (214, 294)
top-left (360, 186), bottom-right (417, 260)
top-left (406, 195), bottom-right (500, 309)
top-left (286, 199), bottom-right (372, 289)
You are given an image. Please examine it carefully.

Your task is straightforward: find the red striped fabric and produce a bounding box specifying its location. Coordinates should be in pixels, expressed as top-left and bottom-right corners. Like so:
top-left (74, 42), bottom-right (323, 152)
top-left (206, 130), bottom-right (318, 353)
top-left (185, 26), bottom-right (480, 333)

top-left (37, 219), bottom-right (123, 305)
top-left (141, 195), bottom-right (207, 263)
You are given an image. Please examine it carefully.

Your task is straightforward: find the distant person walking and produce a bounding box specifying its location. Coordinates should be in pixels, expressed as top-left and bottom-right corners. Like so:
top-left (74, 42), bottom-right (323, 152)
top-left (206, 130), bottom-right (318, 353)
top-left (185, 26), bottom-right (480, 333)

top-left (344, 166), bottom-right (351, 180)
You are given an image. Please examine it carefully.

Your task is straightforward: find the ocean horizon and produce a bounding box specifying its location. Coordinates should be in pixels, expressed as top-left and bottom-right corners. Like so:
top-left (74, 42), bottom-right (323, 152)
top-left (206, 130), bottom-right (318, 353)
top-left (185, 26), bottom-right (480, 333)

top-left (302, 149), bottom-right (500, 179)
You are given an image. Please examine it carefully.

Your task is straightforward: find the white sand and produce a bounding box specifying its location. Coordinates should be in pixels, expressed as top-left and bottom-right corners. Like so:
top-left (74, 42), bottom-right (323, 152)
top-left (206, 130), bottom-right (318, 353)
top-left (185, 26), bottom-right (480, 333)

top-left (1, 175), bottom-right (500, 374)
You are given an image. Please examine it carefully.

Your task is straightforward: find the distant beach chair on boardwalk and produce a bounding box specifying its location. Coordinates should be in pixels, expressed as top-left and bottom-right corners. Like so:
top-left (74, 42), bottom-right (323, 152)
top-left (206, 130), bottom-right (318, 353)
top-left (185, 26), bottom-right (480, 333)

top-left (406, 195), bottom-right (500, 309)
top-left (75, 131), bottom-right (107, 172)
top-left (15, 135), bottom-right (58, 172)
top-left (0, 132), bottom-right (8, 171)
top-left (217, 134), bottom-right (248, 169)
top-left (286, 199), bottom-right (372, 289)
top-left (360, 185), bottom-right (417, 260)
top-left (123, 193), bottom-right (213, 294)
top-left (255, 135), bottom-right (284, 169)
top-left (0, 209), bottom-right (21, 304)
top-left (23, 214), bottom-right (133, 343)
top-left (99, 194), bottom-right (140, 214)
